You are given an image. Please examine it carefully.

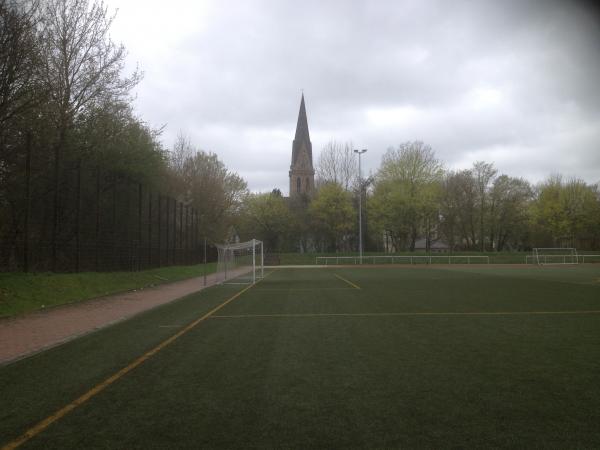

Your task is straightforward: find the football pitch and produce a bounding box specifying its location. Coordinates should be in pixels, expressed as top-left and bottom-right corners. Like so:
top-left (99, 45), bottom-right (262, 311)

top-left (2, 265), bottom-right (600, 448)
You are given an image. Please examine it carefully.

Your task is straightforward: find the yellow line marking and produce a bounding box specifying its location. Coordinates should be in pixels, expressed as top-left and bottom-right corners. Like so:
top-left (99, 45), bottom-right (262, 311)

top-left (255, 288), bottom-right (354, 291)
top-left (1, 278), bottom-right (267, 450)
top-left (211, 310), bottom-right (600, 319)
top-left (334, 274), bottom-right (361, 290)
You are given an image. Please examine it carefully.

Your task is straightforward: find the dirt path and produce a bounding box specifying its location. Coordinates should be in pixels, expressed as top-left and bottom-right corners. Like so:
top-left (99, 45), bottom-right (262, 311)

top-left (0, 271), bottom-right (238, 365)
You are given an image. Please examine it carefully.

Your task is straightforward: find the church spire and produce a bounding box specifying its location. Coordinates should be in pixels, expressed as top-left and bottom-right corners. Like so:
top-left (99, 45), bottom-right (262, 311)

top-left (291, 93), bottom-right (312, 166)
top-left (289, 93), bottom-right (315, 197)
top-left (295, 94), bottom-right (310, 143)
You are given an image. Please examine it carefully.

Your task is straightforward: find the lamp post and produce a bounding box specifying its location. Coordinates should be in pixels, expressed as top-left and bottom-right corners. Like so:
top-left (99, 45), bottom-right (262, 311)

top-left (354, 149), bottom-right (367, 264)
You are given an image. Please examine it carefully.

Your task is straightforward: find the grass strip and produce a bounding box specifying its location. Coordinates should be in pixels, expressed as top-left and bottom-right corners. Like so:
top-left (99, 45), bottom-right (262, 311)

top-left (0, 263), bottom-right (216, 318)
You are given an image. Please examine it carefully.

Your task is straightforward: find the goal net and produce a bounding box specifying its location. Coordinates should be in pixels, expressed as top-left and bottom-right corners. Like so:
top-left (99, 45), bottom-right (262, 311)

top-left (531, 248), bottom-right (579, 265)
top-left (215, 239), bottom-right (264, 284)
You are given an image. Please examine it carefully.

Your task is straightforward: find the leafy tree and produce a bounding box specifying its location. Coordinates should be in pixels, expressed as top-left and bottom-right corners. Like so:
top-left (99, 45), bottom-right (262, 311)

top-left (369, 179), bottom-right (412, 251)
top-left (168, 137), bottom-right (248, 242)
top-left (309, 183), bottom-right (355, 251)
top-left (75, 100), bottom-right (166, 185)
top-left (473, 161), bottom-right (497, 251)
top-left (532, 176), bottom-right (600, 249)
top-left (238, 191), bottom-right (292, 252)
top-left (488, 175), bottom-right (533, 250)
top-left (371, 141), bottom-right (443, 251)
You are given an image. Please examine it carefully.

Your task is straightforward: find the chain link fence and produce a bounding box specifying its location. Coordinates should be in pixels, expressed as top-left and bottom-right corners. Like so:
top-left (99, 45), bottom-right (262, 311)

top-left (0, 153), bottom-right (210, 272)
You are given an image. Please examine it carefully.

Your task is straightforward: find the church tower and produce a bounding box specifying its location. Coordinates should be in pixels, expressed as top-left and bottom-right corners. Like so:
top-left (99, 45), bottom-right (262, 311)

top-left (289, 94), bottom-right (315, 197)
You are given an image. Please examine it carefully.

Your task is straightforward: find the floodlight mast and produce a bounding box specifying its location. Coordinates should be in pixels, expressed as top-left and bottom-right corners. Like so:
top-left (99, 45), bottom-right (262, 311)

top-left (354, 149), bottom-right (367, 264)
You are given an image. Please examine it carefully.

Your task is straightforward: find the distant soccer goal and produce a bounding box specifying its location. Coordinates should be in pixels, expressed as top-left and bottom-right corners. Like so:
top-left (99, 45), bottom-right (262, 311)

top-left (526, 248), bottom-right (579, 265)
top-left (215, 239), bottom-right (264, 284)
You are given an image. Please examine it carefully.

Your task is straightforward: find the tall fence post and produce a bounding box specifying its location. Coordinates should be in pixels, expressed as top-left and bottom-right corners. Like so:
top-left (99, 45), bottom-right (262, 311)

top-left (185, 205), bottom-right (190, 264)
top-left (95, 168), bottom-right (101, 271)
top-left (51, 139), bottom-right (61, 272)
top-left (165, 196), bottom-right (170, 266)
top-left (23, 133), bottom-right (32, 272)
top-left (112, 177), bottom-right (117, 271)
top-left (179, 203), bottom-right (183, 265)
top-left (173, 199), bottom-right (178, 266)
top-left (126, 179), bottom-right (132, 271)
top-left (194, 209), bottom-right (199, 264)
top-left (148, 192), bottom-right (152, 267)
top-left (158, 194), bottom-right (162, 267)
top-left (75, 159), bottom-right (81, 272)
top-left (138, 183), bottom-right (142, 271)
top-left (192, 209), bottom-right (196, 264)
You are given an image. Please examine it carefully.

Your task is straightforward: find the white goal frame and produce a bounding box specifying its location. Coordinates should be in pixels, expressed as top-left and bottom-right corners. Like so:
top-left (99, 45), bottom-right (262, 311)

top-left (215, 239), bottom-right (264, 284)
top-left (528, 248), bottom-right (579, 266)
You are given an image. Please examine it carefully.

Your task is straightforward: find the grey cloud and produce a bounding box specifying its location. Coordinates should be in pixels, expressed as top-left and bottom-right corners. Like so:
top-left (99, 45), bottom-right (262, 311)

top-left (110, 0), bottom-right (600, 192)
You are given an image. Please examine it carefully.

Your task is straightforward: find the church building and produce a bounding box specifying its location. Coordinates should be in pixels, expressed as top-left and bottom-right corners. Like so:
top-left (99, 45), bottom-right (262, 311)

top-left (289, 94), bottom-right (315, 197)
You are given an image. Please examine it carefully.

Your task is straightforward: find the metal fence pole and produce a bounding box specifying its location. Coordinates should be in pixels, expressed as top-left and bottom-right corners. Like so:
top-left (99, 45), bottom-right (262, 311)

top-left (95, 168), bottom-right (101, 271)
top-left (148, 192), bottom-right (152, 267)
top-left (185, 205), bottom-right (189, 264)
top-left (158, 194), bottom-right (162, 267)
top-left (75, 159), bottom-right (82, 272)
top-left (165, 197), bottom-right (170, 266)
top-left (179, 203), bottom-right (183, 265)
top-left (23, 133), bottom-right (32, 272)
top-left (138, 183), bottom-right (142, 271)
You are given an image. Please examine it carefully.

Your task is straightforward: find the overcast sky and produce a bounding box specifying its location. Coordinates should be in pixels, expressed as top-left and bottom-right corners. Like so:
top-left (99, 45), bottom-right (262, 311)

top-left (107, 0), bottom-right (600, 194)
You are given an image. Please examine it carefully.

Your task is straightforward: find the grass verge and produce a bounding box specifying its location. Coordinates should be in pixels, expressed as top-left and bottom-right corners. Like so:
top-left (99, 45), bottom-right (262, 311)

top-left (0, 263), bottom-right (216, 318)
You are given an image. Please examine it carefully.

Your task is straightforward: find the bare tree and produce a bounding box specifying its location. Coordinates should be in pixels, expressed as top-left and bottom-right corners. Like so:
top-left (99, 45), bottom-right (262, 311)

top-left (170, 131), bottom-right (195, 176)
top-left (40, 0), bottom-right (140, 126)
top-left (315, 140), bottom-right (357, 191)
top-left (0, 0), bottom-right (42, 133)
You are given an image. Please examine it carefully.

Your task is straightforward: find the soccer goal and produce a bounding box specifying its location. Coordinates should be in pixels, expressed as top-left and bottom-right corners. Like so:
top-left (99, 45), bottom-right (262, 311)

top-left (529, 248), bottom-right (579, 265)
top-left (215, 239), bottom-right (264, 284)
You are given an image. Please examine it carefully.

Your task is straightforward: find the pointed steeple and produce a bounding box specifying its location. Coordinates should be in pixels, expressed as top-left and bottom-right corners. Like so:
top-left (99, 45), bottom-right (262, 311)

top-left (295, 94), bottom-right (310, 144)
top-left (289, 94), bottom-right (315, 196)
top-left (291, 94), bottom-right (312, 166)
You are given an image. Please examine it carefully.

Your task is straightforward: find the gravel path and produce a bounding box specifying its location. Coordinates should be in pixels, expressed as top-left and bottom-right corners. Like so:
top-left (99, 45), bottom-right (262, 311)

top-left (0, 272), bottom-right (230, 366)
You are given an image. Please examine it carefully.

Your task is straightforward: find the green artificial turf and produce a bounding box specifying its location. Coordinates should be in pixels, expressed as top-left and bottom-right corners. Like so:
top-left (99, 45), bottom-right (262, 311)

top-left (1, 266), bottom-right (600, 448)
top-left (0, 263), bottom-right (216, 318)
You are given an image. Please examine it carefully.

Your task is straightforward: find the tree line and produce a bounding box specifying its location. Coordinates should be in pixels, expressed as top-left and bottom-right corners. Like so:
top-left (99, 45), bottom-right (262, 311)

top-left (0, 0), bottom-right (247, 271)
top-left (238, 141), bottom-right (600, 253)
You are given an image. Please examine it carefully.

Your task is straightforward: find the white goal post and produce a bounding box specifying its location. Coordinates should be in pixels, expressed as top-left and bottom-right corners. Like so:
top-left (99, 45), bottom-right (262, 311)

top-left (215, 239), bottom-right (264, 284)
top-left (527, 248), bottom-right (579, 265)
